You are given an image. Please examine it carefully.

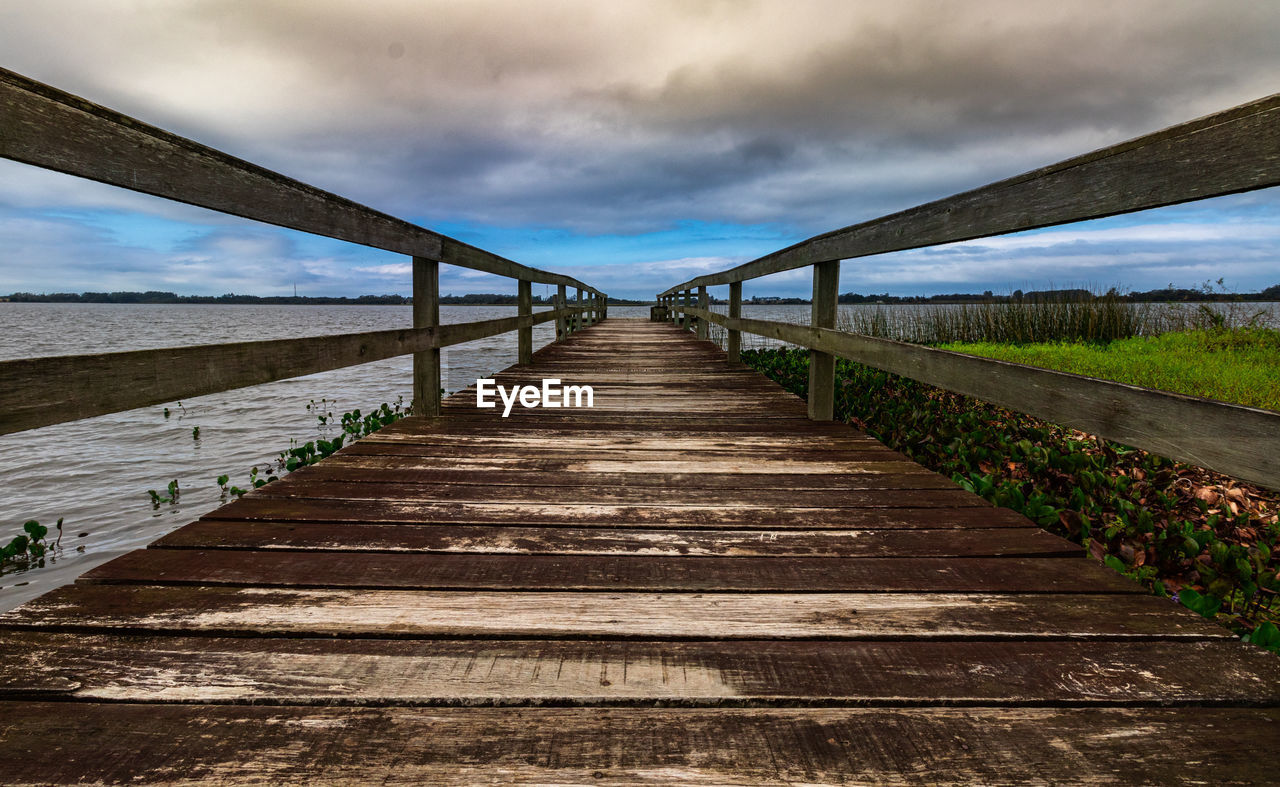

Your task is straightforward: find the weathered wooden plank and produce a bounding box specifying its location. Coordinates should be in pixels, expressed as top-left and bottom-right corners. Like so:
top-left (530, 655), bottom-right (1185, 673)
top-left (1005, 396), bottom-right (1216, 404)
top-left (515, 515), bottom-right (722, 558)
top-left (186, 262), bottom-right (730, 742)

top-left (305, 455), bottom-right (953, 476)
top-left (4, 703), bottom-right (1278, 785)
top-left (345, 437), bottom-right (895, 456)
top-left (284, 464), bottom-right (955, 490)
top-left (436, 411), bottom-right (815, 422)
top-left (253, 480), bottom-right (971, 504)
top-left (153, 521), bottom-right (1082, 558)
top-left (685, 307), bottom-right (1280, 489)
top-left (0, 586), bottom-right (1221, 638)
top-left (661, 92), bottom-right (1280, 294)
top-left (339, 443), bottom-right (909, 465)
top-left (383, 417), bottom-right (874, 436)
top-left (356, 428), bottom-right (882, 447)
top-left (205, 497), bottom-right (1024, 528)
top-left (358, 426), bottom-right (884, 446)
top-left (80, 550), bottom-right (1140, 592)
top-left (3, 634), bottom-right (1276, 705)
top-left (439, 404), bottom-right (813, 419)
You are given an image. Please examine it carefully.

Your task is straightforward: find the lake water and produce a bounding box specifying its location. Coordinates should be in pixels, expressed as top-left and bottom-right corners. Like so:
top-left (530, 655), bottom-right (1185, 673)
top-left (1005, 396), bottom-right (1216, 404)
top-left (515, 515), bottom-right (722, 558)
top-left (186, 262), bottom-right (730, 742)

top-left (0, 303), bottom-right (648, 611)
top-left (1, 300), bottom-right (1275, 611)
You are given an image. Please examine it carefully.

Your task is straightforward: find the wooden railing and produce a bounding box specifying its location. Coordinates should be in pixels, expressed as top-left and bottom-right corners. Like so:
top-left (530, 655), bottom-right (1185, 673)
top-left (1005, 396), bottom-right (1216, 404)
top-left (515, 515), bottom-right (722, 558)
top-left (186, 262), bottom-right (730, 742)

top-left (0, 68), bottom-right (607, 435)
top-left (658, 93), bottom-right (1280, 490)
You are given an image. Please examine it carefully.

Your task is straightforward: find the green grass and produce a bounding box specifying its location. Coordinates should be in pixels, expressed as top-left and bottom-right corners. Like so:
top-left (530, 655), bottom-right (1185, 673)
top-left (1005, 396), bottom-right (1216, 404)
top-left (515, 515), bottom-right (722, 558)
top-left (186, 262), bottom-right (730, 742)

top-left (941, 328), bottom-right (1280, 411)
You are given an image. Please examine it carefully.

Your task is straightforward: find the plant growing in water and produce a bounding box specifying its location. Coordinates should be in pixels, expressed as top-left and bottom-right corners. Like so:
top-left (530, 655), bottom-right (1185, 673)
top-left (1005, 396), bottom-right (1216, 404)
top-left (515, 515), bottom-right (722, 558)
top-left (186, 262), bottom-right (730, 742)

top-left (147, 479), bottom-right (181, 507)
top-left (1, 518), bottom-right (62, 570)
top-left (212, 398), bottom-right (411, 497)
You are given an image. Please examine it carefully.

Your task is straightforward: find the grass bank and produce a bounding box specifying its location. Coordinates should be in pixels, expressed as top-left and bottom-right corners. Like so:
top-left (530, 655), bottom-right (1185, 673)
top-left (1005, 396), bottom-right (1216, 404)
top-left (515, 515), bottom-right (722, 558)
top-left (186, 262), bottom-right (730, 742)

top-left (941, 328), bottom-right (1280, 411)
top-left (741, 347), bottom-right (1280, 648)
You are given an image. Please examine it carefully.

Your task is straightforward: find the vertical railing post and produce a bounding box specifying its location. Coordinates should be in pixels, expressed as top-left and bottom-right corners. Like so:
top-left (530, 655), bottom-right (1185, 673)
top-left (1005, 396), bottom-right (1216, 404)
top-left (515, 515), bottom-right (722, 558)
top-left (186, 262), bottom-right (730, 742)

top-left (679, 290), bottom-right (689, 330)
top-left (556, 284), bottom-right (567, 340)
top-left (518, 279), bottom-right (533, 365)
top-left (696, 285), bottom-right (708, 340)
top-left (727, 280), bottom-right (742, 363)
top-left (576, 288), bottom-right (584, 332)
top-left (412, 256), bottom-right (440, 417)
top-left (808, 260), bottom-right (839, 421)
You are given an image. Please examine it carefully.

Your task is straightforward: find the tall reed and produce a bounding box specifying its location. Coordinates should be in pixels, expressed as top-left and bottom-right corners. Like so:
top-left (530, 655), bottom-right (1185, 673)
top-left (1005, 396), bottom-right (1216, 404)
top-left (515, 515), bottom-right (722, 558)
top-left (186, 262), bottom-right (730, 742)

top-left (838, 296), bottom-right (1146, 345)
top-left (708, 295), bottom-right (1279, 349)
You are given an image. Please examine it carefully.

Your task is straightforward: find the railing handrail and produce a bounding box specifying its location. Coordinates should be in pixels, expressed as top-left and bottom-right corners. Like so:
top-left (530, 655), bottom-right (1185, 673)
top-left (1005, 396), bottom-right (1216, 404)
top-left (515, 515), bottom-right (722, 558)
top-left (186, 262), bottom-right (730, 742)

top-left (0, 67), bottom-right (609, 432)
top-left (678, 304), bottom-right (1280, 489)
top-left (659, 92), bottom-right (1280, 296)
top-left (0, 305), bottom-right (595, 436)
top-left (656, 92), bottom-right (1280, 490)
top-left (0, 67), bottom-right (601, 296)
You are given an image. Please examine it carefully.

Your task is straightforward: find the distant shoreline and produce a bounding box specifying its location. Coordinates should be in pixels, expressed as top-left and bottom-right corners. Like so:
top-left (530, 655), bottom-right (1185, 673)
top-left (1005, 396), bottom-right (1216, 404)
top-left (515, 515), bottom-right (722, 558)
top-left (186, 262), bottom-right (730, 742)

top-left (3, 286), bottom-right (1277, 307)
top-left (0, 292), bottom-right (650, 306)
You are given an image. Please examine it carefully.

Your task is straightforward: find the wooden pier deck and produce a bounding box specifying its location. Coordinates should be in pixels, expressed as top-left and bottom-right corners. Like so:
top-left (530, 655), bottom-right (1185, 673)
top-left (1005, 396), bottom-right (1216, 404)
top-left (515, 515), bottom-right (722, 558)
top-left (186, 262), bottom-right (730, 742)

top-left (2, 318), bottom-right (1280, 784)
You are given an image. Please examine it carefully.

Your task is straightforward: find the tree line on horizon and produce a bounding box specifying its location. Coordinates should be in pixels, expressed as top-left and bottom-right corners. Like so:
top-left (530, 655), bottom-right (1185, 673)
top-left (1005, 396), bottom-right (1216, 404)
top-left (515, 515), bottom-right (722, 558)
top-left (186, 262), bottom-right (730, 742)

top-left (0, 290), bottom-right (649, 305)
top-left (4, 284), bottom-right (1277, 306)
top-left (716, 284), bottom-right (1280, 306)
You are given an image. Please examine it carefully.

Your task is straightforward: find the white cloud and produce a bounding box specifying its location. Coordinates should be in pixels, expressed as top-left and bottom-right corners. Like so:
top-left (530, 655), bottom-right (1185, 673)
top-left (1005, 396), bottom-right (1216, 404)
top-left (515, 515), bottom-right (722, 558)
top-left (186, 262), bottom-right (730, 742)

top-left (353, 263), bottom-right (413, 277)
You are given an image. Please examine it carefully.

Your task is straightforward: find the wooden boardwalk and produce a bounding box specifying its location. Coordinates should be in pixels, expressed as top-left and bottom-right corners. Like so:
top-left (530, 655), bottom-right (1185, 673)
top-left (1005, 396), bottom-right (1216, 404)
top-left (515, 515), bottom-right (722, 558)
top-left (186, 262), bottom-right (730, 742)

top-left (2, 318), bottom-right (1279, 784)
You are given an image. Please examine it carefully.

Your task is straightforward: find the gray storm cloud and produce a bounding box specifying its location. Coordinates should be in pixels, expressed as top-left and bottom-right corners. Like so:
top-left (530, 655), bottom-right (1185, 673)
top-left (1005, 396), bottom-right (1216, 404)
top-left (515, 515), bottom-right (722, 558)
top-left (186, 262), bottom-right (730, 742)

top-left (3, 0), bottom-right (1278, 234)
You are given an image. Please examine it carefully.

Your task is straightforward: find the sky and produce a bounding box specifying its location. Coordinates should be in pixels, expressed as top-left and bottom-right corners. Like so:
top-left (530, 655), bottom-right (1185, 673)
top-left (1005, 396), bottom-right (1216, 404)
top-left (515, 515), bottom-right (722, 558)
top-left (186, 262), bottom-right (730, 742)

top-left (1, 0), bottom-right (1277, 300)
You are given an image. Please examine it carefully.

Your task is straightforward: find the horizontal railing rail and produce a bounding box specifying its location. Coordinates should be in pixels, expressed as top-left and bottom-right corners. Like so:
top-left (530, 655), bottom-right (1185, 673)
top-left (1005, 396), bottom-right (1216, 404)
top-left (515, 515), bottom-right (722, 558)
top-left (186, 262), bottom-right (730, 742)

top-left (0, 305), bottom-right (591, 436)
top-left (0, 68), bottom-right (599, 292)
top-left (658, 92), bottom-right (1280, 490)
top-left (0, 68), bottom-right (608, 432)
top-left (660, 93), bottom-right (1279, 293)
top-left (681, 305), bottom-right (1280, 488)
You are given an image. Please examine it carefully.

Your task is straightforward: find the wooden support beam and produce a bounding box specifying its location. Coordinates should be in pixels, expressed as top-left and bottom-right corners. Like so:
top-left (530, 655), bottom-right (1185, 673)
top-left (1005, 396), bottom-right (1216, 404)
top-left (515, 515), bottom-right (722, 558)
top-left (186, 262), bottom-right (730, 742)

top-left (517, 280), bottom-right (533, 365)
top-left (696, 286), bottom-right (709, 340)
top-left (556, 285), bottom-right (567, 341)
top-left (412, 257), bottom-right (441, 417)
top-left (808, 261), bottom-right (839, 421)
top-left (728, 281), bottom-right (742, 364)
